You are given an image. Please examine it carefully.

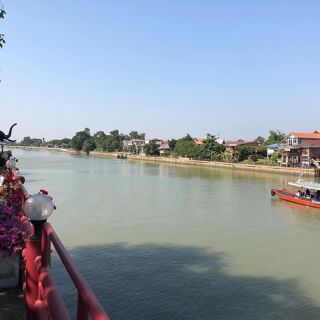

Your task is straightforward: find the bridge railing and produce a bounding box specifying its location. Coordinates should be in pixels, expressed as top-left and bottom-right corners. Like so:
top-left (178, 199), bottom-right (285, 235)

top-left (11, 169), bottom-right (110, 320)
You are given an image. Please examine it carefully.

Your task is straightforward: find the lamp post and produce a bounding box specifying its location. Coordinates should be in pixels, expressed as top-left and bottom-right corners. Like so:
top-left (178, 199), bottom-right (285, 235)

top-left (5, 158), bottom-right (16, 170)
top-left (23, 192), bottom-right (55, 320)
top-left (24, 193), bottom-right (54, 240)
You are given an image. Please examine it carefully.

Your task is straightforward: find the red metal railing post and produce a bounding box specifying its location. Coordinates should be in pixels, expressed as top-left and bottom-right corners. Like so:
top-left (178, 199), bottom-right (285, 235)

top-left (41, 224), bottom-right (51, 268)
top-left (77, 294), bottom-right (88, 320)
top-left (24, 238), bottom-right (41, 320)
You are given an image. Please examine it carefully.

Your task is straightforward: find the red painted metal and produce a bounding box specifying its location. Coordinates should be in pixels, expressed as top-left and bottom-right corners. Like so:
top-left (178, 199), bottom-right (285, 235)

top-left (77, 293), bottom-right (89, 320)
top-left (36, 264), bottom-right (70, 319)
top-left (15, 166), bottom-right (110, 320)
top-left (24, 238), bottom-right (41, 320)
top-left (41, 230), bottom-right (51, 268)
top-left (43, 223), bottom-right (110, 320)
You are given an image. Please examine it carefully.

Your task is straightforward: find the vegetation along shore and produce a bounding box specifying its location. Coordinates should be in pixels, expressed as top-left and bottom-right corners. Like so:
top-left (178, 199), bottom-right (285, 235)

top-left (9, 127), bottom-right (320, 177)
top-left (11, 145), bottom-right (317, 177)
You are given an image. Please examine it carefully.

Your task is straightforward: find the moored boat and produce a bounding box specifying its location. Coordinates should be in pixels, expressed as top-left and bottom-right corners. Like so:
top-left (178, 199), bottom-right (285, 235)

top-left (271, 177), bottom-right (320, 209)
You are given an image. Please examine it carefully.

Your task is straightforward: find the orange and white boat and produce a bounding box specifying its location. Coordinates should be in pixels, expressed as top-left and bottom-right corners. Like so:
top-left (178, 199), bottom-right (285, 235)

top-left (271, 178), bottom-right (320, 209)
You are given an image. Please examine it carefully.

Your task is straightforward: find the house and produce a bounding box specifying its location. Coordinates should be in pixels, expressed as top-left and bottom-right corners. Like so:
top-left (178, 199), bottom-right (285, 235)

top-left (194, 137), bottom-right (224, 145)
top-left (122, 139), bottom-right (145, 153)
top-left (145, 138), bottom-right (162, 146)
top-left (194, 139), bottom-right (203, 145)
top-left (158, 140), bottom-right (171, 155)
top-left (266, 143), bottom-right (284, 157)
top-left (122, 139), bottom-right (131, 151)
top-left (224, 140), bottom-right (259, 156)
top-left (286, 132), bottom-right (320, 146)
top-left (279, 131), bottom-right (320, 167)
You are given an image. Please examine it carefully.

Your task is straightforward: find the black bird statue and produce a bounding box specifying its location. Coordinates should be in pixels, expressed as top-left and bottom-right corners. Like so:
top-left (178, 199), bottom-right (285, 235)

top-left (0, 123), bottom-right (17, 143)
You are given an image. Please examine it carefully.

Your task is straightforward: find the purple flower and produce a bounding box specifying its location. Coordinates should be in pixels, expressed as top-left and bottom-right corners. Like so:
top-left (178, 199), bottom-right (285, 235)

top-left (0, 188), bottom-right (25, 256)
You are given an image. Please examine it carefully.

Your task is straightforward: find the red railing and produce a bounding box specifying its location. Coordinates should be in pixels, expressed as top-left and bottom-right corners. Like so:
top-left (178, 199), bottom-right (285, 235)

top-left (10, 169), bottom-right (110, 320)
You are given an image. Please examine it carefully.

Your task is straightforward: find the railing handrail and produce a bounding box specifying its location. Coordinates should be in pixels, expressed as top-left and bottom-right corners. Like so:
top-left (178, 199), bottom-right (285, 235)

top-left (43, 223), bottom-right (110, 320)
top-left (10, 168), bottom-right (110, 320)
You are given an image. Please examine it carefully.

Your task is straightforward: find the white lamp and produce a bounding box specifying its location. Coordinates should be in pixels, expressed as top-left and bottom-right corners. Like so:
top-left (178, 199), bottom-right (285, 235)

top-left (6, 159), bottom-right (16, 169)
top-left (24, 194), bottom-right (54, 221)
top-left (24, 193), bottom-right (55, 240)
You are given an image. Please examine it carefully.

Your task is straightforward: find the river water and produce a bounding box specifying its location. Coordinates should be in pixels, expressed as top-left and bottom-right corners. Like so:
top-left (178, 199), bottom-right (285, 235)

top-left (14, 149), bottom-right (320, 319)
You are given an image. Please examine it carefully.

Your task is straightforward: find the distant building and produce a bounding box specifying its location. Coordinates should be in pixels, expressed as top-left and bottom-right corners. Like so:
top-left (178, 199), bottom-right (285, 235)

top-left (123, 139), bottom-right (145, 153)
top-left (286, 132), bottom-right (320, 146)
top-left (279, 131), bottom-right (320, 167)
top-left (146, 138), bottom-right (162, 146)
top-left (224, 140), bottom-right (259, 155)
top-left (158, 140), bottom-right (171, 155)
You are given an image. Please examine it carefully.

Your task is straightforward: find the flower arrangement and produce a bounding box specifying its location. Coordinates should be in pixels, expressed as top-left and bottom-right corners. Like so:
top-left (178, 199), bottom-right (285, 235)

top-left (0, 165), bottom-right (25, 257)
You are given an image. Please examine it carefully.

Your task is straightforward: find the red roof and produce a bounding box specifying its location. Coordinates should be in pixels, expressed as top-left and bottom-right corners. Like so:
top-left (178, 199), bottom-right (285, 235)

top-left (289, 133), bottom-right (320, 139)
top-left (194, 139), bottom-right (204, 145)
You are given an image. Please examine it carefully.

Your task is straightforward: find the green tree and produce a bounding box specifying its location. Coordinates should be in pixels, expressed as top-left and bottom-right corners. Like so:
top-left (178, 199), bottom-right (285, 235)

top-left (128, 144), bottom-right (136, 154)
top-left (144, 143), bottom-right (160, 156)
top-left (255, 145), bottom-right (267, 158)
top-left (236, 146), bottom-right (255, 162)
top-left (264, 130), bottom-right (286, 145)
top-left (20, 136), bottom-right (32, 146)
top-left (200, 135), bottom-right (225, 160)
top-left (222, 151), bottom-right (233, 163)
top-left (168, 139), bottom-right (177, 150)
top-left (188, 144), bottom-right (203, 159)
top-left (105, 130), bottom-right (122, 151)
top-left (20, 137), bottom-right (42, 147)
top-left (71, 129), bottom-right (91, 151)
top-left (46, 138), bottom-right (71, 147)
top-left (255, 136), bottom-right (265, 144)
top-left (270, 150), bottom-right (282, 164)
top-left (93, 131), bottom-right (107, 151)
top-left (82, 138), bottom-right (96, 154)
top-left (174, 134), bottom-right (195, 157)
top-left (129, 131), bottom-right (145, 140)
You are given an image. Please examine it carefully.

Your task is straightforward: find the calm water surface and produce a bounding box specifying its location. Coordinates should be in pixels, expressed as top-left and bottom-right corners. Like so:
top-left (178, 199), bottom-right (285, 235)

top-left (14, 149), bottom-right (320, 319)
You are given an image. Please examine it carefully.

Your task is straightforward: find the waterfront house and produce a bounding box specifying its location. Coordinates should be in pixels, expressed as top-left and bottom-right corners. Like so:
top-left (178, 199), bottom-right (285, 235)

top-left (146, 138), bottom-right (162, 146)
top-left (158, 140), bottom-right (171, 155)
top-left (122, 139), bottom-right (131, 151)
top-left (279, 131), bottom-right (320, 167)
top-left (123, 139), bottom-right (145, 153)
top-left (224, 140), bottom-right (259, 156)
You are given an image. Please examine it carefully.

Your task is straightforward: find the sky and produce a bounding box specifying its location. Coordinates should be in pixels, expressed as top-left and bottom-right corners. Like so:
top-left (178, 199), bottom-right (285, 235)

top-left (1, 0), bottom-right (320, 141)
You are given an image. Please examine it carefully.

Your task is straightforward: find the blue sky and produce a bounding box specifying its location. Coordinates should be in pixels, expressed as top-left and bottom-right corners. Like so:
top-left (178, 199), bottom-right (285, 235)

top-left (1, 1), bottom-right (320, 141)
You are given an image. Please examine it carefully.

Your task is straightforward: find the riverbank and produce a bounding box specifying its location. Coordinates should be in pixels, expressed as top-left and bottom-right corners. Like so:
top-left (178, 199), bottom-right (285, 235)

top-left (10, 146), bottom-right (319, 177)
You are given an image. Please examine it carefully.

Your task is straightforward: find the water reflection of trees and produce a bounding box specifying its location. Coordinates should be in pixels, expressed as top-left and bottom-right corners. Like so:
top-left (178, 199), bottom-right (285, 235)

top-left (53, 244), bottom-right (320, 320)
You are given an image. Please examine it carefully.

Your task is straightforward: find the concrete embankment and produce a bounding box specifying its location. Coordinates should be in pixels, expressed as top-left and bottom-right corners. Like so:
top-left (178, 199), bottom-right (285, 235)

top-left (91, 151), bottom-right (318, 177)
top-left (125, 155), bottom-right (318, 177)
top-left (9, 146), bottom-right (319, 177)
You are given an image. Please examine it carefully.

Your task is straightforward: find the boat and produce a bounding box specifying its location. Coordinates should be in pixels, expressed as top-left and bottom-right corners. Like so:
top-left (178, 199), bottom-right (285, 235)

top-left (271, 175), bottom-right (320, 209)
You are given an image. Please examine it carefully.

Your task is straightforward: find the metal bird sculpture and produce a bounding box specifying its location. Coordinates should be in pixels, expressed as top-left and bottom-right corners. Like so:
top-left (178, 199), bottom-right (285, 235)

top-left (0, 123), bottom-right (17, 142)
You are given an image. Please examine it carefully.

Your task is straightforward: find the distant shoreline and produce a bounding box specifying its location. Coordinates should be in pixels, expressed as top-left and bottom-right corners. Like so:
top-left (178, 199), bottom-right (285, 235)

top-left (9, 145), bottom-right (318, 177)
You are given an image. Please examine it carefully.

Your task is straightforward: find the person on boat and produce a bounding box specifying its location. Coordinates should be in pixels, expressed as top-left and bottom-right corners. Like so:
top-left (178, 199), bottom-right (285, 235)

top-left (316, 190), bottom-right (320, 201)
top-left (306, 189), bottom-right (311, 197)
top-left (296, 190), bottom-right (301, 197)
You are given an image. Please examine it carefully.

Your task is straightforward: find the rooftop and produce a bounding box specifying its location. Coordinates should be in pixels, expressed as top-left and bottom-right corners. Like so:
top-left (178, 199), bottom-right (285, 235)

top-left (289, 133), bottom-right (320, 139)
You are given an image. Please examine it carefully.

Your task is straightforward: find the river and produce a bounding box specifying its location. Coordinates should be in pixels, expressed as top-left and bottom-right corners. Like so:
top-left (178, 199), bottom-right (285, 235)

top-left (15, 149), bottom-right (320, 319)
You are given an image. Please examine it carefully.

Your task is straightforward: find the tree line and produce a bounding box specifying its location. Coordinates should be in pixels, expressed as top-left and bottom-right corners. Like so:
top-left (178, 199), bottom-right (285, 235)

top-left (17, 129), bottom-right (286, 164)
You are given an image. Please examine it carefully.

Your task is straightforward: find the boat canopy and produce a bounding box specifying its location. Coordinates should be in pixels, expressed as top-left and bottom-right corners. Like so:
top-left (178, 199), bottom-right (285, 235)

top-left (288, 181), bottom-right (320, 191)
